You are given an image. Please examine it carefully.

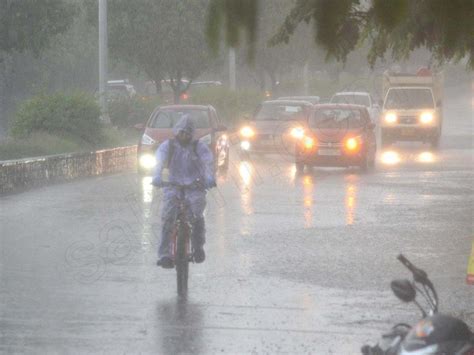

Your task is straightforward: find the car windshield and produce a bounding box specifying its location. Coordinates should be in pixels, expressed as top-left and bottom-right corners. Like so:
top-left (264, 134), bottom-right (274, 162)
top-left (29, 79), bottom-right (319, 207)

top-left (384, 88), bottom-right (435, 109)
top-left (149, 109), bottom-right (210, 129)
top-left (331, 94), bottom-right (370, 107)
top-left (254, 103), bottom-right (307, 121)
top-left (310, 108), bottom-right (363, 129)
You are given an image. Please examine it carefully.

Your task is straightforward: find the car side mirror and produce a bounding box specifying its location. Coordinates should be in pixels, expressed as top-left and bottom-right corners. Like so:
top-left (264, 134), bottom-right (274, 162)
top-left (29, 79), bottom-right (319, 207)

top-left (373, 104), bottom-right (380, 110)
top-left (216, 124), bottom-right (227, 132)
top-left (436, 100), bottom-right (442, 107)
top-left (391, 279), bottom-right (416, 303)
top-left (378, 99), bottom-right (383, 107)
top-left (134, 123), bottom-right (145, 131)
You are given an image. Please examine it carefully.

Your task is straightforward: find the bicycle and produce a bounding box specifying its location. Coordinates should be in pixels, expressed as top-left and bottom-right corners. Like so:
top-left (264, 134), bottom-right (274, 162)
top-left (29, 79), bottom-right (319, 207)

top-left (161, 181), bottom-right (200, 297)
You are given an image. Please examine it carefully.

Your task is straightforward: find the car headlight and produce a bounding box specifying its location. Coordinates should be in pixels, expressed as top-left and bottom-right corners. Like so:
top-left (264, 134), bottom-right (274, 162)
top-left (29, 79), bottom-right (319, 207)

top-left (241, 141), bottom-right (251, 150)
top-left (420, 112), bottom-right (434, 124)
top-left (291, 127), bottom-right (305, 139)
top-left (199, 133), bottom-right (212, 145)
top-left (384, 112), bottom-right (397, 124)
top-left (240, 126), bottom-right (255, 138)
top-left (303, 136), bottom-right (315, 149)
top-left (344, 136), bottom-right (362, 152)
top-left (141, 134), bottom-right (155, 145)
top-left (139, 154), bottom-right (157, 169)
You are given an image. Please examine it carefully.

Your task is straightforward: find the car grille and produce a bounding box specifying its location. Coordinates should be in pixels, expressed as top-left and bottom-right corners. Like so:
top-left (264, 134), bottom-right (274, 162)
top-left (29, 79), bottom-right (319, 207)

top-left (318, 142), bottom-right (342, 148)
top-left (399, 116), bottom-right (418, 124)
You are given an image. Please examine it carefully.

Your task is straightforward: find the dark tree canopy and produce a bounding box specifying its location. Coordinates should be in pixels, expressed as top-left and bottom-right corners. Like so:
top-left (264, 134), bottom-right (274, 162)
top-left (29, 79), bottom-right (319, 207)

top-left (0, 0), bottom-right (76, 57)
top-left (207, 0), bottom-right (474, 69)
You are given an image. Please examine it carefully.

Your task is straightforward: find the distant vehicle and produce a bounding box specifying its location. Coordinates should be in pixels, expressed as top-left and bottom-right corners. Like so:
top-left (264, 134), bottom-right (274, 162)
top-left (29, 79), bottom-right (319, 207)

top-left (294, 104), bottom-right (376, 172)
top-left (142, 80), bottom-right (191, 103)
top-left (380, 70), bottom-right (443, 148)
top-left (189, 81), bottom-right (223, 89)
top-left (135, 105), bottom-right (229, 175)
top-left (107, 80), bottom-right (137, 100)
top-left (277, 96), bottom-right (320, 104)
top-left (330, 91), bottom-right (379, 123)
top-left (238, 100), bottom-right (313, 156)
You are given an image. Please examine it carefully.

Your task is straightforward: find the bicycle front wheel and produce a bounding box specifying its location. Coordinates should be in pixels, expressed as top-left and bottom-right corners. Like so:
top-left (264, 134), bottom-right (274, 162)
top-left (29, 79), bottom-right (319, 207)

top-left (176, 222), bottom-right (189, 297)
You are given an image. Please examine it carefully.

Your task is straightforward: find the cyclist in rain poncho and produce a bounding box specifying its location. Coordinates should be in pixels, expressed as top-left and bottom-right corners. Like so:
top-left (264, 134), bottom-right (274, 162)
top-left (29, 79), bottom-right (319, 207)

top-left (152, 114), bottom-right (216, 268)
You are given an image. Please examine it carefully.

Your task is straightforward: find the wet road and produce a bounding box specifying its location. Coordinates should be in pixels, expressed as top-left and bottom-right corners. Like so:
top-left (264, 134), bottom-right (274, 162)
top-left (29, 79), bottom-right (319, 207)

top-left (1, 83), bottom-right (473, 354)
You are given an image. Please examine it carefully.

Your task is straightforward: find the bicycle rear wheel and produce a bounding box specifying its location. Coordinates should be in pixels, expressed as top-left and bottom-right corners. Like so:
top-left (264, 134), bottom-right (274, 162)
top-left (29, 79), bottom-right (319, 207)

top-left (176, 222), bottom-right (189, 297)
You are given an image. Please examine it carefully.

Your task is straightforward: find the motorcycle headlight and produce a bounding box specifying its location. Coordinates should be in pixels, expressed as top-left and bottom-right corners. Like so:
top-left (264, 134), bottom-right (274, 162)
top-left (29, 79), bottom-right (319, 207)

top-left (141, 134), bottom-right (155, 145)
top-left (240, 126), bottom-right (255, 138)
top-left (384, 112), bottom-right (397, 124)
top-left (139, 154), bottom-right (156, 169)
top-left (420, 112), bottom-right (434, 124)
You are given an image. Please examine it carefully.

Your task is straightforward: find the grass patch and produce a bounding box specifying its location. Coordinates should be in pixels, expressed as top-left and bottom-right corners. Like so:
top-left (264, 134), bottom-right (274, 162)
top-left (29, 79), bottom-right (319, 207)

top-left (0, 128), bottom-right (140, 161)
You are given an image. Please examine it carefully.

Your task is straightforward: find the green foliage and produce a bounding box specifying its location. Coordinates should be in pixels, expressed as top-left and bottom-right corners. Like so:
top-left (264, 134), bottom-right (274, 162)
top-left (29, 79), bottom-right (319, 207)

top-left (0, 132), bottom-right (85, 160)
top-left (0, 0), bottom-right (77, 56)
top-left (0, 128), bottom-right (139, 161)
top-left (108, 96), bottom-right (162, 128)
top-left (10, 92), bottom-right (103, 144)
top-left (190, 87), bottom-right (263, 127)
top-left (207, 0), bottom-right (474, 69)
top-left (105, 0), bottom-right (214, 102)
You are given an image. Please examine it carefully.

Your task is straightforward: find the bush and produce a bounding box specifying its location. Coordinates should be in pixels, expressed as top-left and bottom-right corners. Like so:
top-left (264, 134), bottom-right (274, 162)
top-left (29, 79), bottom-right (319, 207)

top-left (10, 92), bottom-right (103, 144)
top-left (190, 87), bottom-right (264, 127)
top-left (108, 96), bottom-right (162, 128)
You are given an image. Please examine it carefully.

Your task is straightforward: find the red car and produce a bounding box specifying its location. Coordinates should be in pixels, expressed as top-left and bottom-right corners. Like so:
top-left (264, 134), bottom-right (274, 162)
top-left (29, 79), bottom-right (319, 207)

top-left (295, 104), bottom-right (376, 172)
top-left (136, 105), bottom-right (230, 175)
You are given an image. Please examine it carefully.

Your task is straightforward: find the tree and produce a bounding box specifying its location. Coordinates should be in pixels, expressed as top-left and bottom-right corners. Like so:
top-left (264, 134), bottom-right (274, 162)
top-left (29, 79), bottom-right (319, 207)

top-left (207, 0), bottom-right (474, 69)
top-left (0, 0), bottom-right (76, 58)
top-left (107, 0), bottom-right (213, 103)
top-left (0, 0), bottom-right (76, 132)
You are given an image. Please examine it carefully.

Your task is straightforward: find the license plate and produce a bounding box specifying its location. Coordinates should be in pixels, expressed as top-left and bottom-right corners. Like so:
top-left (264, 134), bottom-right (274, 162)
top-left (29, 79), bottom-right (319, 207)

top-left (258, 140), bottom-right (274, 146)
top-left (318, 148), bottom-right (340, 156)
top-left (401, 128), bottom-right (415, 136)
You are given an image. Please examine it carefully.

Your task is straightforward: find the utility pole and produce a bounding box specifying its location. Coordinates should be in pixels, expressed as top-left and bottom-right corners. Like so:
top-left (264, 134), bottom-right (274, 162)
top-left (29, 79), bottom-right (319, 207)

top-left (99, 0), bottom-right (110, 123)
top-left (303, 61), bottom-right (309, 95)
top-left (229, 48), bottom-right (236, 90)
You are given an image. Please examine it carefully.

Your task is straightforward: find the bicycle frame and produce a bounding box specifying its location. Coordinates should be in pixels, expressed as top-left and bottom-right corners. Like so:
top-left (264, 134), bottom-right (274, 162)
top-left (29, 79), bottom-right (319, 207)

top-left (168, 185), bottom-right (193, 297)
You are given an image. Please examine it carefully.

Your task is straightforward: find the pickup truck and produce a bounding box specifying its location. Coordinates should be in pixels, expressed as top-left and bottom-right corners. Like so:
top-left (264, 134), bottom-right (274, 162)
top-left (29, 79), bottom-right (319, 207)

top-left (380, 70), bottom-right (443, 148)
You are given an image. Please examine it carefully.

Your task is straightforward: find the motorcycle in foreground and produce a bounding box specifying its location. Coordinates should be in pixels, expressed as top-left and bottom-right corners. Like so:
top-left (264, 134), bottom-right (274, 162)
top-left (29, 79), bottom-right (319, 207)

top-left (361, 254), bottom-right (474, 355)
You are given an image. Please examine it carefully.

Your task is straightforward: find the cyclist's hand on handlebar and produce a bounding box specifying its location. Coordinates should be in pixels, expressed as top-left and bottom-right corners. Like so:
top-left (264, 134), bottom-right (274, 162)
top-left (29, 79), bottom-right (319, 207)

top-left (151, 176), bottom-right (163, 187)
top-left (204, 177), bottom-right (217, 189)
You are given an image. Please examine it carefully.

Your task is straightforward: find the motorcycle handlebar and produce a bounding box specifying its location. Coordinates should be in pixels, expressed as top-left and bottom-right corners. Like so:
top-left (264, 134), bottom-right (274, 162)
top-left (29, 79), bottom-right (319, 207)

top-left (397, 254), bottom-right (438, 312)
top-left (397, 254), bottom-right (428, 282)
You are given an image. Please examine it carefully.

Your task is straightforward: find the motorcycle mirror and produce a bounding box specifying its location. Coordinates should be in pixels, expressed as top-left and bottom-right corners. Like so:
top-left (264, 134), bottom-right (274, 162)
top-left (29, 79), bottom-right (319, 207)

top-left (391, 279), bottom-right (416, 303)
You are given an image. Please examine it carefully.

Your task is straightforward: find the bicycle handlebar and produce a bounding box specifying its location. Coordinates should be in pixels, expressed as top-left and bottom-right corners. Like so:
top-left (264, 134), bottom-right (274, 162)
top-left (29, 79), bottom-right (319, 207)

top-left (159, 180), bottom-right (205, 189)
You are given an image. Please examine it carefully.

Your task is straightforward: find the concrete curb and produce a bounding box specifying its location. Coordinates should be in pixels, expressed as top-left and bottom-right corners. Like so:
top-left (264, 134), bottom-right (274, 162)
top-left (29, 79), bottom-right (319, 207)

top-left (0, 146), bottom-right (137, 195)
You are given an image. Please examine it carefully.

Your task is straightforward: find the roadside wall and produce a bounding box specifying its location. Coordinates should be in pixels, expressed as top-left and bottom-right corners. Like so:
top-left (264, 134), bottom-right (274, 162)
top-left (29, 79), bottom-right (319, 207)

top-left (0, 146), bottom-right (137, 194)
